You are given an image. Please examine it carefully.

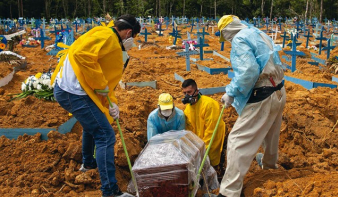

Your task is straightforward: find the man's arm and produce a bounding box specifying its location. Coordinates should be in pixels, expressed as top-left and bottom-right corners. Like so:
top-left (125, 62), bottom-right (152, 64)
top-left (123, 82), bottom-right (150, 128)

top-left (177, 112), bottom-right (186, 131)
top-left (226, 36), bottom-right (260, 98)
top-left (203, 101), bottom-right (224, 166)
top-left (147, 114), bottom-right (159, 141)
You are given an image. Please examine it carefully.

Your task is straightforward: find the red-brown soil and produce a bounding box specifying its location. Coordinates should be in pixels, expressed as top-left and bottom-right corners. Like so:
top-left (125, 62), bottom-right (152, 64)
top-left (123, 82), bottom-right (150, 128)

top-left (0, 24), bottom-right (337, 197)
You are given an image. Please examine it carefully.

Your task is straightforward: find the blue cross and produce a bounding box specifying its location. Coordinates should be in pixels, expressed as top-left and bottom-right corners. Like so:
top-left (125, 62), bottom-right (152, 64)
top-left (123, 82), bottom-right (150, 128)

top-left (280, 31), bottom-right (290, 48)
top-left (195, 23), bottom-right (201, 33)
top-left (157, 23), bottom-right (164, 36)
top-left (194, 37), bottom-right (209, 61)
top-left (283, 36), bottom-right (305, 72)
top-left (257, 17), bottom-right (261, 28)
top-left (313, 23), bottom-right (321, 37)
top-left (65, 24), bottom-right (72, 32)
top-left (287, 33), bottom-right (302, 48)
top-left (73, 20), bottom-right (80, 32)
top-left (253, 17), bottom-right (257, 27)
top-left (195, 27), bottom-right (210, 41)
top-left (171, 28), bottom-right (182, 45)
top-left (322, 39), bottom-right (336, 59)
top-left (295, 22), bottom-right (302, 33)
top-left (50, 26), bottom-right (61, 37)
top-left (304, 30), bottom-right (313, 48)
top-left (34, 28), bottom-right (51, 49)
top-left (176, 42), bottom-right (199, 71)
top-left (190, 22), bottom-right (195, 33)
top-left (278, 17), bottom-right (283, 31)
top-left (35, 19), bottom-right (41, 29)
top-left (302, 25), bottom-right (309, 36)
top-left (316, 30), bottom-right (328, 55)
top-left (140, 28), bottom-right (151, 42)
top-left (265, 17), bottom-right (270, 32)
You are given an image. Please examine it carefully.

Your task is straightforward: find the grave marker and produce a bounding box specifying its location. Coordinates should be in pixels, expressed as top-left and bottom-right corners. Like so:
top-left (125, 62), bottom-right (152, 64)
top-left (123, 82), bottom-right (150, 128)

top-left (156, 23), bottom-right (164, 36)
top-left (34, 28), bottom-right (51, 49)
top-left (304, 30), bottom-right (313, 48)
top-left (280, 31), bottom-right (290, 48)
top-left (322, 39), bottom-right (336, 59)
top-left (283, 36), bottom-right (305, 72)
top-left (316, 30), bottom-right (328, 55)
top-left (176, 42), bottom-right (199, 71)
top-left (140, 28), bottom-right (151, 42)
top-left (193, 37), bottom-right (209, 61)
top-left (195, 27), bottom-right (210, 42)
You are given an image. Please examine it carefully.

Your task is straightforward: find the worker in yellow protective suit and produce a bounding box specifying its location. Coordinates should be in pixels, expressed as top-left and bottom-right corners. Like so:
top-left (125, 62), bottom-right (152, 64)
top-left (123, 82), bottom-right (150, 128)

top-left (51, 14), bottom-right (141, 197)
top-left (182, 79), bottom-right (226, 167)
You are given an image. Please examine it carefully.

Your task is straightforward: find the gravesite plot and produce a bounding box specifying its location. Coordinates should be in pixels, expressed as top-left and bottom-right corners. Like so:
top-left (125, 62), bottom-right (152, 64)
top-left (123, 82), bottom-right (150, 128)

top-left (0, 1), bottom-right (338, 197)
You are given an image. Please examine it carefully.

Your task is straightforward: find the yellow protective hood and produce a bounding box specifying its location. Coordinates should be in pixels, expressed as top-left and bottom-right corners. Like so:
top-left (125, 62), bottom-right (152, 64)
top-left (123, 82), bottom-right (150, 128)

top-left (217, 15), bottom-right (238, 42)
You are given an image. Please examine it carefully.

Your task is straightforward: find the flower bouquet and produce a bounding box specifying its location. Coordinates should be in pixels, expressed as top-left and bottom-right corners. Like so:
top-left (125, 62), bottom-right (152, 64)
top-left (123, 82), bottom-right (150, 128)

top-left (10, 71), bottom-right (55, 101)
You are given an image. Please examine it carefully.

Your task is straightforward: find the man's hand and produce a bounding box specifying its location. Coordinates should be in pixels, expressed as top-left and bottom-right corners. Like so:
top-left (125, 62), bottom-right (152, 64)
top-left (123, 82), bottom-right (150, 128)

top-left (221, 93), bottom-right (234, 108)
top-left (109, 103), bottom-right (119, 119)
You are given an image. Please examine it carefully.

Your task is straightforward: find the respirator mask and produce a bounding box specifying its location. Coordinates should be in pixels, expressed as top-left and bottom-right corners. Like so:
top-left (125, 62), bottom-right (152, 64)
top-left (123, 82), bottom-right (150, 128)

top-left (122, 37), bottom-right (134, 51)
top-left (182, 89), bottom-right (198, 105)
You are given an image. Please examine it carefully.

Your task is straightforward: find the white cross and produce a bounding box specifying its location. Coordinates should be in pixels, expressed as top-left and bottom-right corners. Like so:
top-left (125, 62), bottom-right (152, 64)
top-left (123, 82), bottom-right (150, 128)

top-left (159, 16), bottom-right (164, 23)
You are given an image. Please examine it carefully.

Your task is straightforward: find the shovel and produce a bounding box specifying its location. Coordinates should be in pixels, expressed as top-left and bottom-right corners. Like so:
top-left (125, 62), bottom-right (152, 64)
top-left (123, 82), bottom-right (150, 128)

top-left (95, 89), bottom-right (139, 197)
top-left (190, 105), bottom-right (226, 197)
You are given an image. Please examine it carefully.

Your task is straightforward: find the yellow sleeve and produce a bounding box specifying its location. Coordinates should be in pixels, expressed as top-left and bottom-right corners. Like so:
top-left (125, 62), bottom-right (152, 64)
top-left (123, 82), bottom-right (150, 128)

top-left (184, 107), bottom-right (194, 132)
top-left (202, 101), bottom-right (222, 166)
top-left (72, 31), bottom-right (112, 90)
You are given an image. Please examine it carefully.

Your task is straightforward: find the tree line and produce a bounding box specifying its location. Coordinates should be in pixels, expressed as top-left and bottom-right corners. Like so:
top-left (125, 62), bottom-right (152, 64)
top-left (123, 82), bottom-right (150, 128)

top-left (0, 0), bottom-right (337, 23)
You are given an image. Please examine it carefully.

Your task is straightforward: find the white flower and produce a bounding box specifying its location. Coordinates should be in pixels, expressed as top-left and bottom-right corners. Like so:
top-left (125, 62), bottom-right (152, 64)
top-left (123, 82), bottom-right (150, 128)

top-left (21, 83), bottom-right (26, 91)
top-left (37, 84), bottom-right (42, 90)
top-left (33, 80), bottom-right (39, 89)
top-left (42, 79), bottom-right (50, 86)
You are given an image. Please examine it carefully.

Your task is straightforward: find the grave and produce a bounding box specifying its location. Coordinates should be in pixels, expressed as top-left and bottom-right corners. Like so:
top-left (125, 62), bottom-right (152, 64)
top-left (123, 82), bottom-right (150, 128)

top-left (0, 117), bottom-right (78, 141)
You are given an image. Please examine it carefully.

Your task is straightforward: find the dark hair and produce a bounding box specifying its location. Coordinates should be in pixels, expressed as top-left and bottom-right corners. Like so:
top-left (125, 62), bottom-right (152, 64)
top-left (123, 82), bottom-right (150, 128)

top-left (115, 14), bottom-right (141, 37)
top-left (182, 79), bottom-right (197, 89)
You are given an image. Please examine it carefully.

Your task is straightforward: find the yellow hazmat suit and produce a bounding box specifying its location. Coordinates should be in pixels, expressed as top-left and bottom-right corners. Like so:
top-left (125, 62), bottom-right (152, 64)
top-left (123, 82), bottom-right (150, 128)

top-left (184, 95), bottom-right (226, 166)
top-left (51, 26), bottom-right (123, 124)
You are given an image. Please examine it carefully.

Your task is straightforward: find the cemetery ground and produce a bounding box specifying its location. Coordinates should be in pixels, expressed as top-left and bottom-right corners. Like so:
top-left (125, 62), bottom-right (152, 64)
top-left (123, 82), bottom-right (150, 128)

top-left (0, 24), bottom-right (338, 197)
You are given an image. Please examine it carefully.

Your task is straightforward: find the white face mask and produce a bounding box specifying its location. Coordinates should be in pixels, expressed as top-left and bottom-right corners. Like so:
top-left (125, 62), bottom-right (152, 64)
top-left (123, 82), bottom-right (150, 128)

top-left (161, 109), bottom-right (173, 117)
top-left (122, 37), bottom-right (134, 51)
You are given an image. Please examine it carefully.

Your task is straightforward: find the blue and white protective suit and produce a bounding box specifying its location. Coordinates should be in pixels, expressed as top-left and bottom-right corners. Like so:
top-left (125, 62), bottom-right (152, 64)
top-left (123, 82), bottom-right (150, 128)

top-left (147, 107), bottom-right (186, 141)
top-left (218, 16), bottom-right (286, 197)
top-left (224, 21), bottom-right (283, 115)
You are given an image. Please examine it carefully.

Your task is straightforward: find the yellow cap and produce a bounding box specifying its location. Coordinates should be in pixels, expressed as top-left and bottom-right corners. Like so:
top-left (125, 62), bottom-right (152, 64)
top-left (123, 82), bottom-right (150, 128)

top-left (158, 93), bottom-right (173, 110)
top-left (217, 15), bottom-right (238, 42)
